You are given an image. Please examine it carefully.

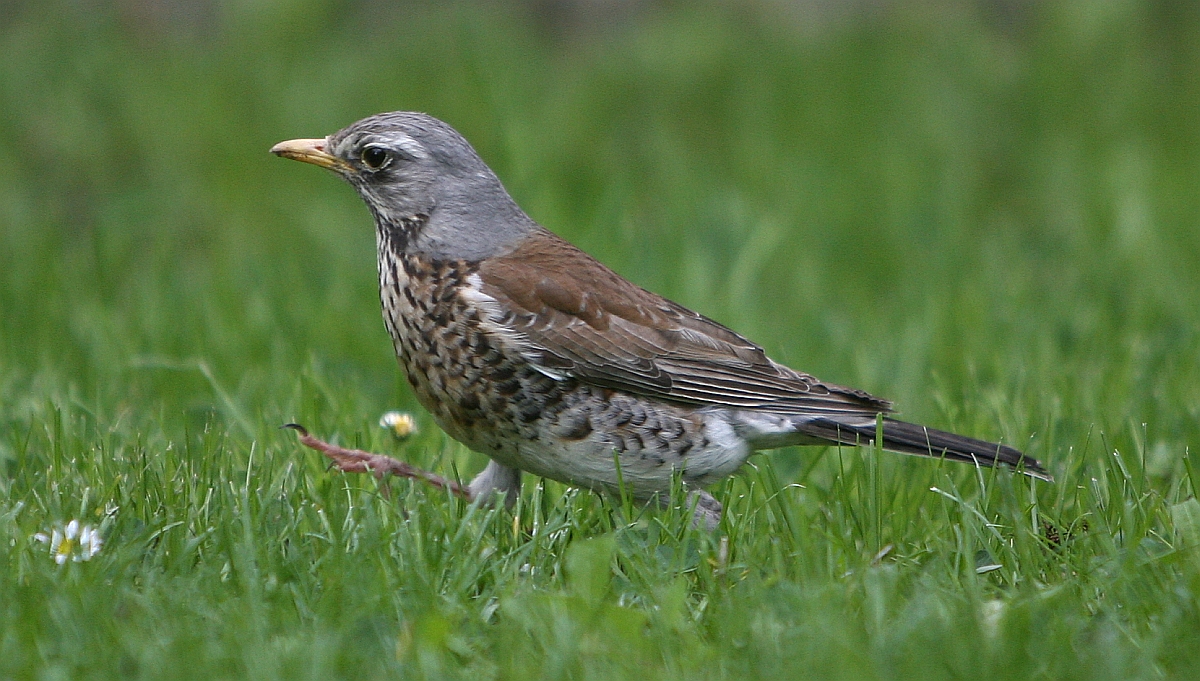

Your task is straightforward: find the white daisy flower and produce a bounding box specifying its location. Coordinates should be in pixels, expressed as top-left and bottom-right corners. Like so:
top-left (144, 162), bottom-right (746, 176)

top-left (379, 411), bottom-right (417, 439)
top-left (33, 519), bottom-right (103, 564)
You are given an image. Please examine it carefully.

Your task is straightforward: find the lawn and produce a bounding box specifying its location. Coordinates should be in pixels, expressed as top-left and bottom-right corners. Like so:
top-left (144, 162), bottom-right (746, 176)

top-left (3, 1), bottom-right (1200, 678)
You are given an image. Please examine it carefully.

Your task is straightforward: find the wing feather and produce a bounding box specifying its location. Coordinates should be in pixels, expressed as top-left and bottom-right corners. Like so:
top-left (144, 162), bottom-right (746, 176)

top-left (476, 230), bottom-right (892, 416)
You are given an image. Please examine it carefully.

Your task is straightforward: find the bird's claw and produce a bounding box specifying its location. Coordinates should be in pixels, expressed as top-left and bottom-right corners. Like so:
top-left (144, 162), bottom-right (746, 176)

top-left (284, 423), bottom-right (474, 501)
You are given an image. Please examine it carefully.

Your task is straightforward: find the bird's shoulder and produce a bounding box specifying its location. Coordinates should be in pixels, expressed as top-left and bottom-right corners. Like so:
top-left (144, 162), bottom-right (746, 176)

top-left (476, 230), bottom-right (754, 349)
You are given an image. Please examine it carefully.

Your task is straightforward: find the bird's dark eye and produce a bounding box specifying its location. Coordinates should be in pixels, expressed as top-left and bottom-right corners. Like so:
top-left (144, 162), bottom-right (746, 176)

top-left (361, 145), bottom-right (390, 170)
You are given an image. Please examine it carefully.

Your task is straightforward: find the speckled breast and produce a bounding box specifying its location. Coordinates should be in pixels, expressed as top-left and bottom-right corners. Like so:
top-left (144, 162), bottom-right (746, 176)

top-left (374, 225), bottom-right (572, 463)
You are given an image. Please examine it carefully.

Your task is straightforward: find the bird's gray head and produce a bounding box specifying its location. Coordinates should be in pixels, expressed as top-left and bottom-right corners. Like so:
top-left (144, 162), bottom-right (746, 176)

top-left (271, 112), bottom-right (537, 260)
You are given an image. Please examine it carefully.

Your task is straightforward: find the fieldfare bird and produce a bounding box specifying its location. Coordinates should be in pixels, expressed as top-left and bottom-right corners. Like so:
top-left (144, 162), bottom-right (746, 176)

top-left (271, 112), bottom-right (1049, 528)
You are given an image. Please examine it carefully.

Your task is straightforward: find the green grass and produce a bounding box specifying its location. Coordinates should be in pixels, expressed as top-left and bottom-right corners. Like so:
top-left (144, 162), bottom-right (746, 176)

top-left (3, 1), bottom-right (1200, 678)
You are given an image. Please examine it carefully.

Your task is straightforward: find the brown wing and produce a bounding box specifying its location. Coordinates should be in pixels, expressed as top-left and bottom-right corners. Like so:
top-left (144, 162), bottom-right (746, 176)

top-left (476, 230), bottom-right (892, 416)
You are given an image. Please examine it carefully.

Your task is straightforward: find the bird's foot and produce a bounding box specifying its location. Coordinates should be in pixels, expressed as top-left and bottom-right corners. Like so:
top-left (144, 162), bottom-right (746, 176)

top-left (283, 424), bottom-right (474, 501)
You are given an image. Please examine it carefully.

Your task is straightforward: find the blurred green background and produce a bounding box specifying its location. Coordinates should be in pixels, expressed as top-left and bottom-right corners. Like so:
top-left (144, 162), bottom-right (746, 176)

top-left (3, 0), bottom-right (1200, 677)
top-left (3, 0), bottom-right (1198, 456)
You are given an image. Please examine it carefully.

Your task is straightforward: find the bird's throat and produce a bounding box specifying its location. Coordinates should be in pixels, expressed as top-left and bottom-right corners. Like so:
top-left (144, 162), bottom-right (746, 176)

top-left (374, 213), bottom-right (429, 254)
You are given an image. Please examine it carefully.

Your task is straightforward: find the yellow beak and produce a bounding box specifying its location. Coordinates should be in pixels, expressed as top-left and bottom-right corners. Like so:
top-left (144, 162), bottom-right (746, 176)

top-left (269, 138), bottom-right (351, 172)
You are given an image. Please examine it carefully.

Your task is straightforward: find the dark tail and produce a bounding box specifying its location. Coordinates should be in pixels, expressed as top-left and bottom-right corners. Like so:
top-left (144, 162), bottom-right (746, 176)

top-left (800, 417), bottom-right (1052, 482)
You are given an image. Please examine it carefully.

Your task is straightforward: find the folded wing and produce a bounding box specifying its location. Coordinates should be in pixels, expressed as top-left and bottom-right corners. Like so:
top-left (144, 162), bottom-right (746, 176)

top-left (476, 230), bottom-right (892, 417)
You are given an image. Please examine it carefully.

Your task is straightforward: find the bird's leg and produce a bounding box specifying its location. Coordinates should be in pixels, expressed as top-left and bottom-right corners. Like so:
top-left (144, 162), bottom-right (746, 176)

top-left (284, 424), bottom-right (474, 501)
top-left (467, 460), bottom-right (522, 510)
top-left (687, 489), bottom-right (723, 531)
top-left (642, 487), bottom-right (723, 530)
